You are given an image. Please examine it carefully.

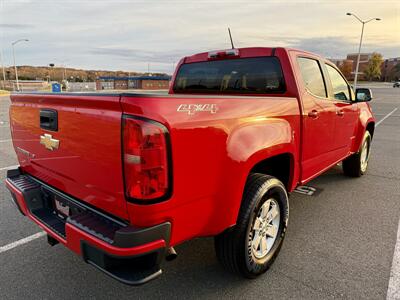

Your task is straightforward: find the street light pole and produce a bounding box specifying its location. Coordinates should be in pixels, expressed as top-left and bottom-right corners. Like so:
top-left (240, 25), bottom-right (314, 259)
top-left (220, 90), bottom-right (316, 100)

top-left (0, 48), bottom-right (6, 89)
top-left (346, 13), bottom-right (380, 91)
top-left (11, 39), bottom-right (29, 91)
top-left (60, 59), bottom-right (69, 83)
top-left (353, 22), bottom-right (365, 91)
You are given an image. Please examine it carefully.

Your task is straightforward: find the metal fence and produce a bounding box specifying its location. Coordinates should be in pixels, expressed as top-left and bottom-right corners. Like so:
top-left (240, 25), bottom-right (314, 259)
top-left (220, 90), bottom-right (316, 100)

top-left (66, 82), bottom-right (96, 92)
top-left (1, 80), bottom-right (50, 91)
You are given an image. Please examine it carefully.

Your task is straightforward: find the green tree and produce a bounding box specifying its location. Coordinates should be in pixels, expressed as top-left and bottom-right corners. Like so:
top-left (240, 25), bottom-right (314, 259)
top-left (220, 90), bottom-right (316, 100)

top-left (364, 52), bottom-right (383, 81)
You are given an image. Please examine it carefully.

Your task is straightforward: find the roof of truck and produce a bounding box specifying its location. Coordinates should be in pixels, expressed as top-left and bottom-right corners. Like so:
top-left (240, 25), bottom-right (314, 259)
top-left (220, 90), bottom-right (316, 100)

top-left (182, 46), bottom-right (323, 64)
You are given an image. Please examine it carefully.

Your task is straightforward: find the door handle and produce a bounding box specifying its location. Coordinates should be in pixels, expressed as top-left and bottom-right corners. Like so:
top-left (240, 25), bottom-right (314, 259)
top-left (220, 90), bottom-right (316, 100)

top-left (308, 110), bottom-right (319, 119)
top-left (336, 110), bottom-right (344, 116)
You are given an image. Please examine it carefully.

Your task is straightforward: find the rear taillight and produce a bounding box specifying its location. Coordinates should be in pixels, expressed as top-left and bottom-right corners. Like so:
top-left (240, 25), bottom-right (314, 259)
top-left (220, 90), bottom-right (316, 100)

top-left (122, 115), bottom-right (170, 202)
top-left (208, 49), bottom-right (239, 59)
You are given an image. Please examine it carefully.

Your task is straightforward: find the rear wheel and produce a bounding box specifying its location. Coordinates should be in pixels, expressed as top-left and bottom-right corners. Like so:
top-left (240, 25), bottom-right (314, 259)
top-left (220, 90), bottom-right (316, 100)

top-left (342, 131), bottom-right (372, 177)
top-left (214, 173), bottom-right (289, 278)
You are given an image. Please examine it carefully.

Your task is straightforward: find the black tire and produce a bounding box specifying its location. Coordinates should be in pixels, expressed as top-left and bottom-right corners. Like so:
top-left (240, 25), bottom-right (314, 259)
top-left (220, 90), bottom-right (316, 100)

top-left (214, 173), bottom-right (289, 278)
top-left (342, 131), bottom-right (372, 177)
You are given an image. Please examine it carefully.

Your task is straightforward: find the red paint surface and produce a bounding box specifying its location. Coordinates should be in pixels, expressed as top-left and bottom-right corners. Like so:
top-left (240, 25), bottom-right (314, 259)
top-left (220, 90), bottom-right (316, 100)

top-left (8, 47), bottom-right (374, 250)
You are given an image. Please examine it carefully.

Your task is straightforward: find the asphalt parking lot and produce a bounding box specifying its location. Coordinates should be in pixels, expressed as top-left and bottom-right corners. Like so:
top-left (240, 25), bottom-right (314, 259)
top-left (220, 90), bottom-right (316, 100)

top-left (0, 86), bottom-right (399, 299)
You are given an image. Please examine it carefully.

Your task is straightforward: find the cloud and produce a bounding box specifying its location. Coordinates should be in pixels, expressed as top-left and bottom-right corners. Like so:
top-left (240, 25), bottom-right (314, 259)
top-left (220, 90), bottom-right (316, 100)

top-left (292, 36), bottom-right (354, 57)
top-left (0, 0), bottom-right (398, 73)
top-left (247, 34), bottom-right (400, 59)
top-left (89, 47), bottom-right (194, 63)
top-left (292, 36), bottom-right (400, 58)
top-left (0, 23), bottom-right (32, 29)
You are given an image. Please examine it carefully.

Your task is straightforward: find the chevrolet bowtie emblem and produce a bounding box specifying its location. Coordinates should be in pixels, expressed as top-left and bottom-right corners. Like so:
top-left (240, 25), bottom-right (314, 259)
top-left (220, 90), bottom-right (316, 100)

top-left (40, 134), bottom-right (60, 151)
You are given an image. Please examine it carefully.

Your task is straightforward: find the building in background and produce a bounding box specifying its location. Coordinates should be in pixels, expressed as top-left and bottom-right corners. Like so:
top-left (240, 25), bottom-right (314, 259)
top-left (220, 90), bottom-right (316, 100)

top-left (96, 75), bottom-right (171, 90)
top-left (329, 53), bottom-right (399, 82)
top-left (329, 58), bottom-right (354, 80)
top-left (346, 53), bottom-right (373, 81)
top-left (67, 82), bottom-right (96, 92)
top-left (381, 57), bottom-right (400, 82)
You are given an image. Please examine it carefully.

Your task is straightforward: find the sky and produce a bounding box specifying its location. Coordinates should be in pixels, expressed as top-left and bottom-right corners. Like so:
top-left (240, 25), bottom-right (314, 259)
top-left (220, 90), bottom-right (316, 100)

top-left (0, 0), bottom-right (399, 74)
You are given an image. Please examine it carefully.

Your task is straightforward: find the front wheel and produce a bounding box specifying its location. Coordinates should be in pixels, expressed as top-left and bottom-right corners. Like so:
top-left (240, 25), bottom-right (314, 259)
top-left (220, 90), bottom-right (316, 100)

top-left (342, 131), bottom-right (372, 177)
top-left (214, 174), bottom-right (289, 278)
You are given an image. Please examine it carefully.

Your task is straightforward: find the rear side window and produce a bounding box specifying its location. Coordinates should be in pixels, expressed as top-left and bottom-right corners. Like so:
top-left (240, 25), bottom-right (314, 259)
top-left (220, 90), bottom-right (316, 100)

top-left (173, 57), bottom-right (285, 94)
top-left (325, 64), bottom-right (350, 101)
top-left (297, 57), bottom-right (327, 98)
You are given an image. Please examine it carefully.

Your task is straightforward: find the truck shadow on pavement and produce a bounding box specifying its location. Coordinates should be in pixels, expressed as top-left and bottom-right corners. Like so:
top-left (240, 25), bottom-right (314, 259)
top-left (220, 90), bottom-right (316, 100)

top-left (1, 165), bottom-right (374, 299)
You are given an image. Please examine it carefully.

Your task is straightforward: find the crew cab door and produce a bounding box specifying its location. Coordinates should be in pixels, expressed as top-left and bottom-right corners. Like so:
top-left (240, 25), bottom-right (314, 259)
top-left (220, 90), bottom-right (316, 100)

top-left (296, 57), bottom-right (337, 182)
top-left (324, 63), bottom-right (359, 153)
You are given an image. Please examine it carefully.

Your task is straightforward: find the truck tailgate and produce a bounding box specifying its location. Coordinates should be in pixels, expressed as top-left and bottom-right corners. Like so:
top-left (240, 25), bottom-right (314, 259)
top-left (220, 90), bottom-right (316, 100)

top-left (9, 93), bottom-right (128, 220)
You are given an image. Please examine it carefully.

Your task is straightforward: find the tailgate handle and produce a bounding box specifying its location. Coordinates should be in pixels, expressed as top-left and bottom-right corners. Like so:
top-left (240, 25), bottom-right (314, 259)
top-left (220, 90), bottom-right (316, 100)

top-left (40, 109), bottom-right (58, 131)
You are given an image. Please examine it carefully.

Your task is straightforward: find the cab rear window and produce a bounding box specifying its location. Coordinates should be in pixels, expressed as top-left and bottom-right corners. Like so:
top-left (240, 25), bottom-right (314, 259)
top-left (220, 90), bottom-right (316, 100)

top-left (173, 57), bottom-right (285, 94)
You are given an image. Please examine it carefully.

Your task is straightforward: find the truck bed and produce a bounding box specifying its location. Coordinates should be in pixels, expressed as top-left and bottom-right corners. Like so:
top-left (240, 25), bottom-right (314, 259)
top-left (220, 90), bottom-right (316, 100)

top-left (10, 92), bottom-right (301, 228)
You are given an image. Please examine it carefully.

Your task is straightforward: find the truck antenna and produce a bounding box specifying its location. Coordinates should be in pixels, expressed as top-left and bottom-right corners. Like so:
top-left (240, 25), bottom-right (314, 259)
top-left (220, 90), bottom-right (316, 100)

top-left (228, 28), bottom-right (235, 49)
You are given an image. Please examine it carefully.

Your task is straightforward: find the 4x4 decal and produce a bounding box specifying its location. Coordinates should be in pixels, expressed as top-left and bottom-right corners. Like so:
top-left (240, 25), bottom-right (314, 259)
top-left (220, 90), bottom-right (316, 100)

top-left (177, 104), bottom-right (218, 115)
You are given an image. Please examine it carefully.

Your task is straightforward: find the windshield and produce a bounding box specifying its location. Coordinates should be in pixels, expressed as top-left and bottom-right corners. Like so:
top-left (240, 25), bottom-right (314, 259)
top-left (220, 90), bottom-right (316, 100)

top-left (173, 57), bottom-right (285, 94)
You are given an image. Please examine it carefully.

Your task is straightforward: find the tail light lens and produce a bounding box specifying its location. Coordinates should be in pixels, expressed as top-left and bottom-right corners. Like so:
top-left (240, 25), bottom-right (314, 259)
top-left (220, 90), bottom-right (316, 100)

top-left (123, 116), bottom-right (170, 201)
top-left (208, 49), bottom-right (239, 59)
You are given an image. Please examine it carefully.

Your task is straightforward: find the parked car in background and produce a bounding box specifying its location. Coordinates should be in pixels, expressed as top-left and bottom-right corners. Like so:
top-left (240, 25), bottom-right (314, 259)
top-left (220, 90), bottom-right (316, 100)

top-left (393, 81), bottom-right (400, 87)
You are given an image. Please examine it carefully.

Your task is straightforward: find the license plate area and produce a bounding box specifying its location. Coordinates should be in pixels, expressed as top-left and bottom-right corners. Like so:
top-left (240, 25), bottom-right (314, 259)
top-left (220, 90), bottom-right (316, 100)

top-left (44, 189), bottom-right (85, 221)
top-left (53, 196), bottom-right (70, 219)
top-left (11, 174), bottom-right (125, 242)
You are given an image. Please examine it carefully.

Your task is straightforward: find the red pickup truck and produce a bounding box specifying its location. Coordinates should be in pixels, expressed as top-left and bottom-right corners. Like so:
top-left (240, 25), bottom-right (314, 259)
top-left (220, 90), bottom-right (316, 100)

top-left (6, 47), bottom-right (375, 285)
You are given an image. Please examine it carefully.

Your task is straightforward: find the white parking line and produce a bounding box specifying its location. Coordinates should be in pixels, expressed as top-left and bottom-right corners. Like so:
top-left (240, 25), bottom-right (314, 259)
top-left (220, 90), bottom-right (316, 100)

top-left (0, 139), bottom-right (12, 143)
top-left (377, 107), bottom-right (400, 299)
top-left (0, 164), bottom-right (19, 171)
top-left (0, 232), bottom-right (46, 254)
top-left (387, 219), bottom-right (400, 300)
top-left (376, 108), bottom-right (398, 127)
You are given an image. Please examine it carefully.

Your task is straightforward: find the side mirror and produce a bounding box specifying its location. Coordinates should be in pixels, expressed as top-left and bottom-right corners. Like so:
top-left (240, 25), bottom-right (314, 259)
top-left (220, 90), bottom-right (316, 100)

top-left (355, 88), bottom-right (373, 102)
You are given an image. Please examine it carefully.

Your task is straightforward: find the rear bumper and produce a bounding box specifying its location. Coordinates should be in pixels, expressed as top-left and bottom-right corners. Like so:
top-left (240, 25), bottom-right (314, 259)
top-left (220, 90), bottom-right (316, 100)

top-left (5, 168), bottom-right (171, 285)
